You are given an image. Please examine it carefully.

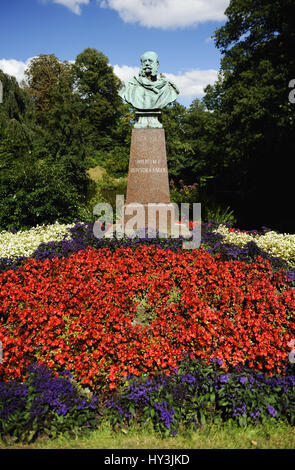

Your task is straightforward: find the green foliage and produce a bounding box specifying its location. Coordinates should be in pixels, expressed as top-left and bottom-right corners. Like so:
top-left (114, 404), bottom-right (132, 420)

top-left (96, 173), bottom-right (127, 215)
top-left (0, 71), bottom-right (34, 152)
top-left (202, 0), bottom-right (295, 231)
top-left (203, 204), bottom-right (237, 225)
top-left (169, 179), bottom-right (199, 205)
top-left (0, 67), bottom-right (91, 230)
top-left (0, 69), bottom-right (34, 130)
top-left (161, 102), bottom-right (192, 182)
top-left (23, 54), bottom-right (72, 127)
top-left (79, 173), bottom-right (128, 224)
top-left (161, 100), bottom-right (220, 210)
top-left (0, 152), bottom-right (84, 230)
top-left (99, 144), bottom-right (130, 179)
top-left (72, 48), bottom-right (124, 152)
top-left (0, 48), bottom-right (127, 230)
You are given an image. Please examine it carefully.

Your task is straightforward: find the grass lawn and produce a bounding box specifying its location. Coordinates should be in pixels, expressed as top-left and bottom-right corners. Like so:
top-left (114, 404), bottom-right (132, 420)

top-left (1, 421), bottom-right (295, 449)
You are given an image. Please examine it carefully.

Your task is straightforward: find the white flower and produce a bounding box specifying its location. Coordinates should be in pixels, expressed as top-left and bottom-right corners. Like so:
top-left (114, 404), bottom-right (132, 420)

top-left (213, 225), bottom-right (295, 264)
top-left (0, 221), bottom-right (75, 260)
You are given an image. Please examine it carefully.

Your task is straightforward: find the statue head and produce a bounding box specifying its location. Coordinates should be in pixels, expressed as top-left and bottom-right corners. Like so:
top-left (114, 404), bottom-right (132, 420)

top-left (139, 51), bottom-right (159, 79)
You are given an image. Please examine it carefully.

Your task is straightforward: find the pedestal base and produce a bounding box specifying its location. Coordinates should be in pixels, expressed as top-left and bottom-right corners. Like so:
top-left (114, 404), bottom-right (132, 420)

top-left (123, 202), bottom-right (175, 232)
top-left (103, 222), bottom-right (192, 239)
top-left (134, 111), bottom-right (162, 129)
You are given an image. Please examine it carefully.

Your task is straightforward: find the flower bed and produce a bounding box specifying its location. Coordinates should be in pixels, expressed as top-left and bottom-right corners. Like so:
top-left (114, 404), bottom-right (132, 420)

top-left (1, 244), bottom-right (294, 391)
top-left (2, 358), bottom-right (295, 442)
top-left (0, 221), bottom-right (75, 260)
top-left (0, 220), bottom-right (295, 442)
top-left (213, 224), bottom-right (295, 266)
top-left (0, 363), bottom-right (99, 443)
top-left (105, 357), bottom-right (295, 435)
top-left (1, 220), bottom-right (294, 285)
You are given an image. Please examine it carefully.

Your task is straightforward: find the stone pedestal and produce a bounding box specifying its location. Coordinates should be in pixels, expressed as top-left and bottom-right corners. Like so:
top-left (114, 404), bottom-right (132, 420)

top-left (126, 128), bottom-right (170, 203)
top-left (104, 128), bottom-right (191, 239)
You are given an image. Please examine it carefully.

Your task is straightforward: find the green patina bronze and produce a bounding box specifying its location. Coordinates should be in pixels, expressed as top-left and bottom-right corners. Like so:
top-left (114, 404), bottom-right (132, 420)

top-left (118, 51), bottom-right (179, 128)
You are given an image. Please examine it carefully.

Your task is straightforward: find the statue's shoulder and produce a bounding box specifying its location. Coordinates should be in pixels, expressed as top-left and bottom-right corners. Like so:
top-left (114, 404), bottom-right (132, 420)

top-left (119, 76), bottom-right (138, 98)
top-left (119, 76), bottom-right (139, 89)
top-left (160, 74), bottom-right (179, 94)
top-left (126, 75), bottom-right (140, 85)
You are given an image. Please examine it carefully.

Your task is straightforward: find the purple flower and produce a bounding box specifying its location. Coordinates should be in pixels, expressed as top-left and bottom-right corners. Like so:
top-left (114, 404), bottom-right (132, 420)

top-left (180, 373), bottom-right (196, 384)
top-left (0, 363), bottom-right (99, 429)
top-left (219, 374), bottom-right (230, 384)
top-left (153, 401), bottom-right (175, 429)
top-left (210, 357), bottom-right (224, 366)
top-left (250, 408), bottom-right (261, 421)
top-left (233, 403), bottom-right (247, 417)
top-left (239, 377), bottom-right (247, 385)
top-left (287, 270), bottom-right (295, 283)
top-left (57, 404), bottom-right (68, 416)
top-left (267, 405), bottom-right (277, 418)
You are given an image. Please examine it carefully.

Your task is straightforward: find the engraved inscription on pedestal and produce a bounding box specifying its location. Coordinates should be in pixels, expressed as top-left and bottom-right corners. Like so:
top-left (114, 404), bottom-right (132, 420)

top-left (130, 159), bottom-right (167, 174)
top-left (126, 128), bottom-right (170, 205)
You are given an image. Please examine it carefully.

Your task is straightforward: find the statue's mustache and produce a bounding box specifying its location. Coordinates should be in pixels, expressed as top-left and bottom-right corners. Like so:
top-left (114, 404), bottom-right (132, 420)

top-left (142, 65), bottom-right (157, 74)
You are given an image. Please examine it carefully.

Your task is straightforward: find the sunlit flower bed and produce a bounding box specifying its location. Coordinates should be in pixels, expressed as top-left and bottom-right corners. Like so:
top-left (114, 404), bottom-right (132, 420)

top-left (1, 244), bottom-right (294, 391)
top-left (0, 220), bottom-right (295, 441)
top-left (1, 220), bottom-right (295, 270)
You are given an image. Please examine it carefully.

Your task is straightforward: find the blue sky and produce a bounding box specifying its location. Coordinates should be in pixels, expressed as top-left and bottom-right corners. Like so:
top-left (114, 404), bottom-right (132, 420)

top-left (0, 0), bottom-right (230, 106)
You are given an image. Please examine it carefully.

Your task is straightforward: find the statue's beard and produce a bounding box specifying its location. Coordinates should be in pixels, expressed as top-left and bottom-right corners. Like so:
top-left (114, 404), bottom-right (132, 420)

top-left (140, 64), bottom-right (158, 79)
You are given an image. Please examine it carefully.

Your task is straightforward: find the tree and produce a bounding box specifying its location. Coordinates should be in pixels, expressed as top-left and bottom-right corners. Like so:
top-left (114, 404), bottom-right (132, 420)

top-left (160, 102), bottom-right (192, 182)
top-left (72, 48), bottom-right (124, 153)
top-left (23, 54), bottom-right (73, 127)
top-left (0, 69), bottom-right (34, 143)
top-left (203, 0), bottom-right (295, 231)
top-left (0, 63), bottom-right (91, 230)
top-left (23, 55), bottom-right (83, 155)
top-left (0, 69), bottom-right (36, 221)
top-left (0, 152), bottom-right (83, 230)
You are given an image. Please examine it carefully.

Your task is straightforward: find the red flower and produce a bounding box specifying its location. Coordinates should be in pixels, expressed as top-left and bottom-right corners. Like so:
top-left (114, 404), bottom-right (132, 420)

top-left (0, 245), bottom-right (294, 390)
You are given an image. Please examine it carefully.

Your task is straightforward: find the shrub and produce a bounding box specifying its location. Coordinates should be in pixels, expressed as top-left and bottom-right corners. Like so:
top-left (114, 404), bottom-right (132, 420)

top-left (170, 179), bottom-right (199, 205)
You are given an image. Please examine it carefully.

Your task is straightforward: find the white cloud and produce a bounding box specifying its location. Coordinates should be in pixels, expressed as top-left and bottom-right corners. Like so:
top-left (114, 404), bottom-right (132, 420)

top-left (166, 69), bottom-right (218, 98)
top-left (165, 69), bottom-right (218, 99)
top-left (54, 0), bottom-right (89, 14)
top-left (112, 64), bottom-right (139, 82)
top-left (0, 58), bottom-right (36, 83)
top-left (40, 0), bottom-right (90, 15)
top-left (113, 64), bottom-right (218, 98)
top-left (0, 58), bottom-right (218, 101)
top-left (100, 0), bottom-right (229, 29)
